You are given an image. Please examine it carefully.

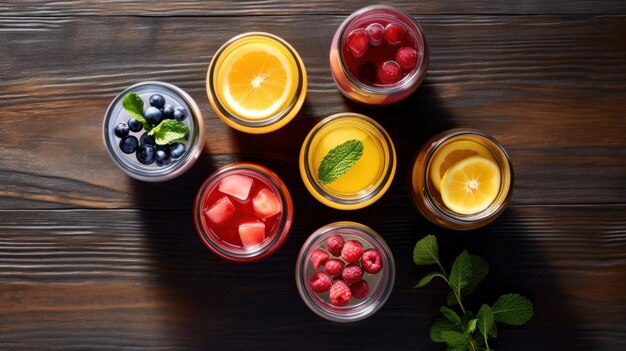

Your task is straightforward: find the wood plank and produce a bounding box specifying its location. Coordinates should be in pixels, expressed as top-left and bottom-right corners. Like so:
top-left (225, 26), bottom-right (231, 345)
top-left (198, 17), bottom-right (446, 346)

top-left (0, 206), bottom-right (624, 349)
top-left (1, 0), bottom-right (626, 16)
top-left (0, 15), bottom-right (624, 209)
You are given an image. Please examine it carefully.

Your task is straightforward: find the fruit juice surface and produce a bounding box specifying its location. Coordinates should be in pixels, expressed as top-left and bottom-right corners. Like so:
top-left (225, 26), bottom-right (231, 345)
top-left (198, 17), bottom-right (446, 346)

top-left (312, 125), bottom-right (382, 194)
top-left (342, 17), bottom-right (420, 86)
top-left (200, 173), bottom-right (282, 248)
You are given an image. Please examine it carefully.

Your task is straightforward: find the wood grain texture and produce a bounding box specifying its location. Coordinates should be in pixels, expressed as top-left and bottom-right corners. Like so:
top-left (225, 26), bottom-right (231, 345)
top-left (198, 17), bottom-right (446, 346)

top-left (0, 206), bottom-right (624, 350)
top-left (0, 15), bottom-right (624, 209)
top-left (1, 0), bottom-right (626, 16)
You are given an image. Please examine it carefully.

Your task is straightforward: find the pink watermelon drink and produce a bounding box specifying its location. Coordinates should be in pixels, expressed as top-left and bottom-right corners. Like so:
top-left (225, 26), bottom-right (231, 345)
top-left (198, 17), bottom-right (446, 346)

top-left (194, 163), bottom-right (293, 262)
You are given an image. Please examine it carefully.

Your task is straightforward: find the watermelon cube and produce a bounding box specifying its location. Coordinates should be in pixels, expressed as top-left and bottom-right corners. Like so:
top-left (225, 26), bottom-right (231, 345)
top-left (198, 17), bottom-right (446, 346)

top-left (218, 174), bottom-right (253, 201)
top-left (204, 196), bottom-right (236, 225)
top-left (238, 221), bottom-right (265, 248)
top-left (252, 188), bottom-right (282, 219)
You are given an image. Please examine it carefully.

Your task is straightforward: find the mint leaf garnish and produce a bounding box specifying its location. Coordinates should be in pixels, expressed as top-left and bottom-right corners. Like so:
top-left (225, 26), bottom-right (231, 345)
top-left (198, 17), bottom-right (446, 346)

top-left (449, 250), bottom-right (473, 293)
top-left (440, 331), bottom-right (468, 347)
top-left (477, 304), bottom-right (495, 337)
top-left (430, 318), bottom-right (461, 343)
top-left (413, 234), bottom-right (440, 266)
top-left (465, 319), bottom-right (478, 335)
top-left (122, 92), bottom-right (151, 130)
top-left (415, 271), bottom-right (446, 288)
top-left (440, 306), bottom-right (463, 328)
top-left (492, 294), bottom-right (534, 326)
top-left (148, 119), bottom-right (189, 145)
top-left (317, 139), bottom-right (363, 185)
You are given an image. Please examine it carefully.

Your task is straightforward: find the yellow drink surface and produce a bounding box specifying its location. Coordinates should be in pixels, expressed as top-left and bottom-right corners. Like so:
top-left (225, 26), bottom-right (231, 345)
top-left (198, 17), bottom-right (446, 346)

top-left (312, 126), bottom-right (383, 194)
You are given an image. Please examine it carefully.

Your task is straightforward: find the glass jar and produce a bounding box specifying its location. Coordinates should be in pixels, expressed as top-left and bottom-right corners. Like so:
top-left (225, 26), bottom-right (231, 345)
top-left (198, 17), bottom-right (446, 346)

top-left (102, 81), bottom-right (205, 182)
top-left (409, 129), bottom-right (514, 230)
top-left (295, 221), bottom-right (395, 322)
top-left (329, 5), bottom-right (429, 105)
top-left (206, 32), bottom-right (307, 133)
top-left (299, 113), bottom-right (396, 210)
top-left (194, 162), bottom-right (293, 262)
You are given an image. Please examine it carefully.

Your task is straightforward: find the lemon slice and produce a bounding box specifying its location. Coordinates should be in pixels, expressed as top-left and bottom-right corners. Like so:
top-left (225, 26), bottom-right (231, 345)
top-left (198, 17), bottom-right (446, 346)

top-left (429, 140), bottom-right (492, 191)
top-left (218, 42), bottom-right (296, 120)
top-left (441, 156), bottom-right (501, 215)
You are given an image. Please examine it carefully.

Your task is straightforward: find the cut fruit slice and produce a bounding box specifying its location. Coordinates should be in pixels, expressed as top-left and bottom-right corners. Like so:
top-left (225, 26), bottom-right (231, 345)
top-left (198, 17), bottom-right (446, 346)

top-left (219, 41), bottom-right (296, 120)
top-left (218, 174), bottom-right (253, 201)
top-left (238, 221), bottom-right (266, 248)
top-left (252, 188), bottom-right (282, 218)
top-left (429, 140), bottom-right (492, 192)
top-left (441, 156), bottom-right (501, 215)
top-left (204, 196), bottom-right (236, 225)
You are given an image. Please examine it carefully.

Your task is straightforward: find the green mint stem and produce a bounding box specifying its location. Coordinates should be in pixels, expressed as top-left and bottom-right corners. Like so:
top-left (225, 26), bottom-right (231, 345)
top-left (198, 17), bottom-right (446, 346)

top-left (468, 336), bottom-right (478, 351)
top-left (484, 334), bottom-right (491, 351)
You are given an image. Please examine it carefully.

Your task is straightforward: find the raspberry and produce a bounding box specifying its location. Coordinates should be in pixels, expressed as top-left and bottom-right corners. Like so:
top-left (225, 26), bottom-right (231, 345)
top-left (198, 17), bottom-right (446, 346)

top-left (384, 23), bottom-right (406, 47)
top-left (341, 240), bottom-right (363, 263)
top-left (324, 258), bottom-right (344, 276)
top-left (310, 249), bottom-right (329, 269)
top-left (326, 234), bottom-right (345, 257)
top-left (361, 249), bottom-right (383, 274)
top-left (341, 263), bottom-right (363, 284)
top-left (377, 60), bottom-right (402, 85)
top-left (396, 46), bottom-right (418, 72)
top-left (309, 271), bottom-right (332, 293)
top-left (350, 280), bottom-right (369, 299)
top-left (329, 280), bottom-right (352, 306)
top-left (365, 23), bottom-right (384, 46)
top-left (346, 29), bottom-right (369, 58)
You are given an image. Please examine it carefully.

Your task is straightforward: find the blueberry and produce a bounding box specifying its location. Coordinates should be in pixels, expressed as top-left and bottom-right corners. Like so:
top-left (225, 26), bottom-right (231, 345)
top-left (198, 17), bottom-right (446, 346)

top-left (173, 107), bottom-right (187, 121)
top-left (140, 132), bottom-right (155, 146)
top-left (128, 118), bottom-right (143, 132)
top-left (144, 107), bottom-right (163, 125)
top-left (114, 123), bottom-right (129, 138)
top-left (156, 143), bottom-right (170, 155)
top-left (162, 104), bottom-right (175, 119)
top-left (149, 94), bottom-right (165, 109)
top-left (155, 149), bottom-right (171, 166)
top-left (169, 142), bottom-right (186, 159)
top-left (136, 145), bottom-right (156, 165)
top-left (119, 135), bottom-right (138, 154)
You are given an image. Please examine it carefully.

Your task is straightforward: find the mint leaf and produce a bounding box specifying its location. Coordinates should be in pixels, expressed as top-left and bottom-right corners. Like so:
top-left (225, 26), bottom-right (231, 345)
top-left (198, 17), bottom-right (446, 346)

top-left (430, 318), bottom-right (461, 343)
top-left (413, 234), bottom-right (440, 266)
top-left (439, 306), bottom-right (462, 328)
top-left (440, 331), bottom-right (468, 347)
top-left (449, 250), bottom-right (472, 294)
top-left (317, 139), bottom-right (363, 185)
top-left (148, 119), bottom-right (189, 145)
top-left (122, 92), bottom-right (150, 129)
top-left (415, 271), bottom-right (446, 288)
top-left (492, 293), bottom-right (534, 326)
top-left (465, 318), bottom-right (477, 335)
top-left (462, 254), bottom-right (489, 296)
top-left (476, 304), bottom-right (495, 338)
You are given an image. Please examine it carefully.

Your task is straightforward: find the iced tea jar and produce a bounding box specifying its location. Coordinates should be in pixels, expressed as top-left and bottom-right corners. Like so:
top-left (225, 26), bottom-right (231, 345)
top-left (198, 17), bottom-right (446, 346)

top-left (329, 5), bottom-right (429, 105)
top-left (409, 129), bottom-right (513, 230)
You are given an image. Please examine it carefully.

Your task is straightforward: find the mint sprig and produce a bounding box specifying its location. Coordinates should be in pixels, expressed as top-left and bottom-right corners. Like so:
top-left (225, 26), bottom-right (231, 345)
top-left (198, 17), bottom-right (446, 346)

top-left (122, 92), bottom-right (151, 131)
top-left (317, 139), bottom-right (363, 185)
top-left (148, 119), bottom-right (189, 145)
top-left (414, 235), bottom-right (534, 350)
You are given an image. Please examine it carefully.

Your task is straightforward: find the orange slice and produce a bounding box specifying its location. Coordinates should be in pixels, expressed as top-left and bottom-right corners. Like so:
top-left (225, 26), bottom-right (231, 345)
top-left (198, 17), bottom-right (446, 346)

top-left (429, 141), bottom-right (492, 191)
top-left (219, 43), bottom-right (296, 120)
top-left (441, 156), bottom-right (501, 215)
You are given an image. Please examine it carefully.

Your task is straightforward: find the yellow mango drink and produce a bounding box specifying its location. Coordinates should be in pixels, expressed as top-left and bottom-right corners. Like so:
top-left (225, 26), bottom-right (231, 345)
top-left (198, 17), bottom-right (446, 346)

top-left (409, 129), bottom-right (513, 230)
top-left (206, 32), bottom-right (307, 133)
top-left (300, 113), bottom-right (396, 210)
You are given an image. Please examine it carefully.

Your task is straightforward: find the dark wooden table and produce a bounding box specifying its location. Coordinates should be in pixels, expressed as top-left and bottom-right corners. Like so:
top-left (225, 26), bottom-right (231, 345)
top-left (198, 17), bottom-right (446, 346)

top-left (1, 1), bottom-right (625, 350)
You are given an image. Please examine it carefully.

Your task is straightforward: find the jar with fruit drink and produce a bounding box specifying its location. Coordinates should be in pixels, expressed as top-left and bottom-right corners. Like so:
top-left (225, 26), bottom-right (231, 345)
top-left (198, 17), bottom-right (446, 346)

top-left (295, 222), bottom-right (395, 322)
top-left (103, 81), bottom-right (205, 182)
top-left (409, 129), bottom-right (514, 230)
top-left (330, 5), bottom-right (429, 105)
top-left (194, 163), bottom-right (293, 262)
top-left (206, 32), bottom-right (307, 133)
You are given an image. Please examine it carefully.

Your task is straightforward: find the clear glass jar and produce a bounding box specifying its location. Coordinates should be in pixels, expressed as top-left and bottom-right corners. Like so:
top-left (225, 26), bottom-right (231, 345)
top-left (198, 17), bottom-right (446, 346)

top-left (299, 113), bottom-right (396, 210)
top-left (193, 162), bottom-right (293, 262)
top-left (329, 5), bottom-right (429, 105)
top-left (206, 32), bottom-right (307, 133)
top-left (409, 129), bottom-right (514, 230)
top-left (102, 81), bottom-right (205, 182)
top-left (295, 221), bottom-right (395, 322)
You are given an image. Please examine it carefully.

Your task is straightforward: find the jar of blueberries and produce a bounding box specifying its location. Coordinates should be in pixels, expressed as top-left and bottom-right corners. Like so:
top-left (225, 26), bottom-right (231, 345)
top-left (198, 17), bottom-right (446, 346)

top-left (103, 81), bottom-right (205, 182)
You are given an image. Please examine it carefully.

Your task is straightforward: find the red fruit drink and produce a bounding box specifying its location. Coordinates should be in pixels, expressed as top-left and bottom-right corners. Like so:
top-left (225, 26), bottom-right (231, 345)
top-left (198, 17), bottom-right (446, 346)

top-left (194, 163), bottom-right (293, 262)
top-left (330, 5), bottom-right (429, 105)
